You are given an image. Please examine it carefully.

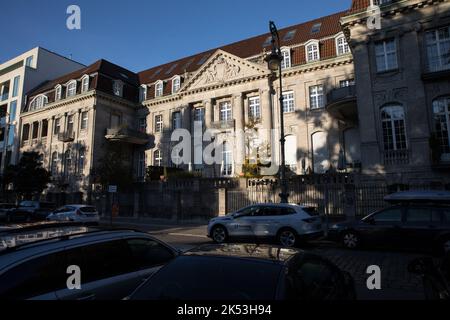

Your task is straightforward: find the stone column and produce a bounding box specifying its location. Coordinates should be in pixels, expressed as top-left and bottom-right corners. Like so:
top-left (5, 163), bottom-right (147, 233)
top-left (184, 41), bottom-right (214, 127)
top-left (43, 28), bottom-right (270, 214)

top-left (204, 99), bottom-right (212, 128)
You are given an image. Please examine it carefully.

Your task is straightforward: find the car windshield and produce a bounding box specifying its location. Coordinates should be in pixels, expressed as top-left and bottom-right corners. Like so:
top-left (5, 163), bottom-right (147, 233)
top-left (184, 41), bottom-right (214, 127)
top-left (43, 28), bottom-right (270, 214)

top-left (131, 256), bottom-right (282, 300)
top-left (80, 206), bottom-right (97, 213)
top-left (19, 201), bottom-right (35, 207)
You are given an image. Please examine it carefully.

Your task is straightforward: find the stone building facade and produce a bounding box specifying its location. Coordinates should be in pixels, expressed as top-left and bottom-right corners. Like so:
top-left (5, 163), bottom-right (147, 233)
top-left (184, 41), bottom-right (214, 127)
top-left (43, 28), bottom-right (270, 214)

top-left (18, 0), bottom-right (450, 202)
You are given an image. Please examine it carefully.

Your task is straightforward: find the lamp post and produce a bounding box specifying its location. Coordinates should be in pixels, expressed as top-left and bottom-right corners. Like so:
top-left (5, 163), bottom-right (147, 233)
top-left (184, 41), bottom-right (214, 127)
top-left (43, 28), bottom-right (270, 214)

top-left (266, 21), bottom-right (289, 204)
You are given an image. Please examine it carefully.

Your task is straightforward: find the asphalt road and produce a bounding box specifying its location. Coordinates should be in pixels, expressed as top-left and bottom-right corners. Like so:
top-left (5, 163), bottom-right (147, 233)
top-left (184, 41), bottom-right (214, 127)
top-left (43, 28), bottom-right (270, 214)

top-left (107, 220), bottom-right (427, 300)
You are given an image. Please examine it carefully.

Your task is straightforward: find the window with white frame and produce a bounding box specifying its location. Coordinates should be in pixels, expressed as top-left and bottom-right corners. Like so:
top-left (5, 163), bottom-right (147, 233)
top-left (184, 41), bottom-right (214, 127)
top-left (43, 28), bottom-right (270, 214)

top-left (155, 81), bottom-right (163, 97)
top-left (432, 96), bottom-right (450, 158)
top-left (113, 81), bottom-right (123, 97)
top-left (340, 79), bottom-right (355, 88)
top-left (155, 115), bottom-right (163, 133)
top-left (306, 42), bottom-right (320, 62)
top-left (221, 142), bottom-right (233, 176)
top-left (375, 39), bottom-right (398, 72)
top-left (30, 95), bottom-right (48, 111)
top-left (172, 111), bottom-right (182, 130)
top-left (172, 76), bottom-right (181, 93)
top-left (281, 49), bottom-right (291, 69)
top-left (67, 81), bottom-right (77, 97)
top-left (55, 85), bottom-right (62, 101)
top-left (154, 150), bottom-right (162, 167)
top-left (309, 85), bottom-right (325, 110)
top-left (67, 114), bottom-right (74, 134)
top-left (248, 96), bottom-right (261, 120)
top-left (54, 118), bottom-right (61, 135)
top-left (381, 105), bottom-right (408, 151)
top-left (139, 85), bottom-right (147, 103)
top-left (336, 35), bottom-right (350, 55)
top-left (219, 101), bottom-right (232, 122)
top-left (138, 117), bottom-right (147, 133)
top-left (194, 107), bottom-right (205, 125)
top-left (425, 26), bottom-right (450, 72)
top-left (138, 151), bottom-right (146, 178)
top-left (81, 76), bottom-right (89, 93)
top-left (282, 91), bottom-right (295, 113)
top-left (80, 111), bottom-right (88, 130)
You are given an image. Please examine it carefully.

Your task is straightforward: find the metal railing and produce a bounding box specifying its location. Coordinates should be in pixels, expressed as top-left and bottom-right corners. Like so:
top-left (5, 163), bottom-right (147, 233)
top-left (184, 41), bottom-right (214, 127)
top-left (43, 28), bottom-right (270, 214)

top-left (326, 85), bottom-right (356, 105)
top-left (383, 149), bottom-right (410, 166)
top-left (58, 131), bottom-right (75, 142)
top-left (211, 119), bottom-right (235, 130)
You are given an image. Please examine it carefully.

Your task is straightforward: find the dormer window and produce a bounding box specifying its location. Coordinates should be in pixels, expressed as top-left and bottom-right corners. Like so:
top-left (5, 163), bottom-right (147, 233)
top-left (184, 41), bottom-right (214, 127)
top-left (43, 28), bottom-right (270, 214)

top-left (336, 35), bottom-right (350, 55)
top-left (30, 95), bottom-right (48, 111)
top-left (280, 48), bottom-right (291, 69)
top-left (113, 80), bottom-right (124, 97)
top-left (139, 85), bottom-right (147, 103)
top-left (81, 75), bottom-right (90, 93)
top-left (66, 80), bottom-right (77, 98)
top-left (55, 85), bottom-right (62, 101)
top-left (155, 81), bottom-right (163, 97)
top-left (172, 76), bottom-right (181, 94)
top-left (306, 40), bottom-right (320, 62)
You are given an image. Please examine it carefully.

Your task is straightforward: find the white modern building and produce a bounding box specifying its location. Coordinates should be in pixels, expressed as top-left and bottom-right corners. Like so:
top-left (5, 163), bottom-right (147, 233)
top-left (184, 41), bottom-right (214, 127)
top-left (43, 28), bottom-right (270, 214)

top-left (0, 47), bottom-right (84, 172)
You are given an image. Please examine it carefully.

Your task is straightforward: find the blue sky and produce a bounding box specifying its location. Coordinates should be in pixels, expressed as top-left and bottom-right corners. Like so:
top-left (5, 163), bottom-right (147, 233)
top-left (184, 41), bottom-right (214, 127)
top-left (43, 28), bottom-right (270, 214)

top-left (1, 0), bottom-right (351, 72)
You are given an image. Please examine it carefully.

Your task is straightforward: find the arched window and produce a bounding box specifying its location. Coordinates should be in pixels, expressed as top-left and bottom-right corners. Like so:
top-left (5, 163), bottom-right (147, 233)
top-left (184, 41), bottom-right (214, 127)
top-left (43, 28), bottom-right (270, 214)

top-left (64, 150), bottom-right (72, 177)
top-left (67, 80), bottom-right (77, 97)
top-left (81, 76), bottom-right (89, 93)
top-left (155, 81), bottom-right (163, 97)
top-left (78, 148), bottom-right (85, 175)
top-left (381, 104), bottom-right (407, 151)
top-left (312, 131), bottom-right (330, 174)
top-left (154, 150), bottom-right (162, 167)
top-left (172, 76), bottom-right (181, 94)
top-left (432, 96), bottom-right (450, 159)
top-left (29, 95), bottom-right (48, 111)
top-left (221, 142), bottom-right (233, 177)
top-left (280, 48), bottom-right (291, 69)
top-left (51, 152), bottom-right (58, 176)
top-left (55, 85), bottom-right (62, 100)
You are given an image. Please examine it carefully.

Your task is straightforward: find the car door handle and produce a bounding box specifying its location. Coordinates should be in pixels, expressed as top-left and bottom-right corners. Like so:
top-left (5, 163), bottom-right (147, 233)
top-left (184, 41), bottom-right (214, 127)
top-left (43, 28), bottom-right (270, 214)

top-left (77, 293), bottom-right (96, 301)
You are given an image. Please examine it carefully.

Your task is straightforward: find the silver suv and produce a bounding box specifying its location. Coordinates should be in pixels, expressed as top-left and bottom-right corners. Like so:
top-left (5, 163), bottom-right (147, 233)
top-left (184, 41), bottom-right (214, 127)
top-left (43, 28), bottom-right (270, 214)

top-left (207, 203), bottom-right (323, 247)
top-left (0, 223), bottom-right (178, 300)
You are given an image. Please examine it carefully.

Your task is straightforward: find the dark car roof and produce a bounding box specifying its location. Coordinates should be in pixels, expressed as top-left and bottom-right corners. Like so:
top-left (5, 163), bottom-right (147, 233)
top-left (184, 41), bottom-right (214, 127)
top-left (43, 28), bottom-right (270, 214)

top-left (184, 244), bottom-right (301, 264)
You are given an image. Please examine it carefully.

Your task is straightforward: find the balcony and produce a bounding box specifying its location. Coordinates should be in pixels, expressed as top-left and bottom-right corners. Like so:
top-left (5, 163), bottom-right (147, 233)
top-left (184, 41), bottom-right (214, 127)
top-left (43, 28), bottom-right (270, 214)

top-left (211, 120), bottom-right (235, 131)
top-left (105, 126), bottom-right (149, 145)
top-left (383, 149), bottom-right (410, 166)
top-left (422, 64), bottom-right (450, 81)
top-left (58, 131), bottom-right (75, 143)
top-left (326, 85), bottom-right (357, 122)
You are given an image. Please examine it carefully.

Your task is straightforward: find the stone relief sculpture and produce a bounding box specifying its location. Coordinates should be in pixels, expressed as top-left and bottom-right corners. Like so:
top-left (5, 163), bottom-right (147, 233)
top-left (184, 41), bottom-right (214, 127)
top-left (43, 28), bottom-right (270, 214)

top-left (201, 55), bottom-right (241, 84)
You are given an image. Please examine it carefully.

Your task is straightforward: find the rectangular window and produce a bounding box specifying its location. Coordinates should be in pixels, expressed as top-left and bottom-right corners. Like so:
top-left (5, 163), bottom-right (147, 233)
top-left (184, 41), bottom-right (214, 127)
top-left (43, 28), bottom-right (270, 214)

top-left (138, 118), bottom-right (147, 133)
top-left (375, 39), bottom-right (398, 72)
top-left (248, 97), bottom-right (261, 120)
top-left (155, 115), bottom-right (163, 133)
top-left (219, 101), bottom-right (232, 122)
top-left (32, 121), bottom-right (39, 139)
top-left (80, 111), bottom-right (88, 130)
top-left (281, 50), bottom-right (291, 69)
top-left (7, 125), bottom-right (14, 146)
top-left (172, 111), bottom-right (182, 130)
top-left (82, 77), bottom-right (89, 93)
top-left (156, 82), bottom-right (163, 97)
top-left (42, 120), bottom-right (48, 138)
top-left (307, 43), bottom-right (320, 62)
top-left (282, 91), bottom-right (295, 113)
top-left (172, 77), bottom-right (181, 93)
top-left (12, 76), bottom-right (20, 98)
top-left (194, 107), bottom-right (205, 124)
top-left (9, 100), bottom-right (17, 122)
top-left (67, 115), bottom-right (74, 134)
top-left (426, 26), bottom-right (450, 72)
top-left (339, 79), bottom-right (355, 88)
top-left (54, 118), bottom-right (61, 135)
top-left (55, 86), bottom-right (62, 100)
top-left (22, 124), bottom-right (30, 142)
top-left (309, 85), bottom-right (325, 110)
top-left (337, 36), bottom-right (350, 55)
top-left (67, 82), bottom-right (77, 97)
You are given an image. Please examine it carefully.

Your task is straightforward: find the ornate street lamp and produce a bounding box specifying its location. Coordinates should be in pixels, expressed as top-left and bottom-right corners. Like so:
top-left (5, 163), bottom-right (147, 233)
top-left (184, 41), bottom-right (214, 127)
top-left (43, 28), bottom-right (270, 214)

top-left (266, 21), bottom-right (289, 203)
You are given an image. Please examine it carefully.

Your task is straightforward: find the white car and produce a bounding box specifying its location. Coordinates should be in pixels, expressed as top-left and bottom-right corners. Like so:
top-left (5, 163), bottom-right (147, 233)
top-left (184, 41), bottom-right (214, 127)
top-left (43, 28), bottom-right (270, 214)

top-left (207, 203), bottom-right (323, 247)
top-left (47, 205), bottom-right (100, 224)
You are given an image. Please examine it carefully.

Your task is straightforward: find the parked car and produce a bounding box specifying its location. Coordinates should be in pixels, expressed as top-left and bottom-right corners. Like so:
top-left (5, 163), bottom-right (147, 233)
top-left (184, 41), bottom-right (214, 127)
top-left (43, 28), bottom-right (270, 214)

top-left (128, 243), bottom-right (356, 300)
top-left (408, 254), bottom-right (450, 300)
top-left (17, 201), bottom-right (56, 221)
top-left (207, 204), bottom-right (323, 247)
top-left (328, 191), bottom-right (450, 254)
top-left (0, 222), bottom-right (179, 300)
top-left (0, 204), bottom-right (19, 222)
top-left (47, 205), bottom-right (100, 224)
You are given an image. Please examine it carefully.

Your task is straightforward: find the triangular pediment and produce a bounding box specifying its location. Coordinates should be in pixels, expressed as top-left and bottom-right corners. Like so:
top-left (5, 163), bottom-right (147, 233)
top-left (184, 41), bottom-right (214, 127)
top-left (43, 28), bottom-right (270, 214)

top-left (181, 50), bottom-right (269, 92)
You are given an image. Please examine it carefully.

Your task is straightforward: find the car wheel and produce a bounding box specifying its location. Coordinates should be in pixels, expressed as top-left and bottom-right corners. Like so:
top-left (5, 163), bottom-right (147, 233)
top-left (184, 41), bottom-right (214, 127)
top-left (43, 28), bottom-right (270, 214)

top-left (278, 228), bottom-right (298, 248)
top-left (211, 225), bottom-right (228, 244)
top-left (342, 231), bottom-right (360, 249)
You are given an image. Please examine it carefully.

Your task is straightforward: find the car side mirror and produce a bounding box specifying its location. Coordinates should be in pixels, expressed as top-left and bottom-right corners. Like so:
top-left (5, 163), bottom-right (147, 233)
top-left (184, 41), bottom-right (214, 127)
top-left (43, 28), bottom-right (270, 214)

top-left (408, 257), bottom-right (434, 275)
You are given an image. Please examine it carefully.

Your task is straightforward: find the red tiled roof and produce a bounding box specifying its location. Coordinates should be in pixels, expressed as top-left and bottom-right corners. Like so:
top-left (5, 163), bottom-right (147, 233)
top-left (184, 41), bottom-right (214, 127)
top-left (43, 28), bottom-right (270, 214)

top-left (138, 11), bottom-right (348, 85)
top-left (348, 0), bottom-right (371, 14)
